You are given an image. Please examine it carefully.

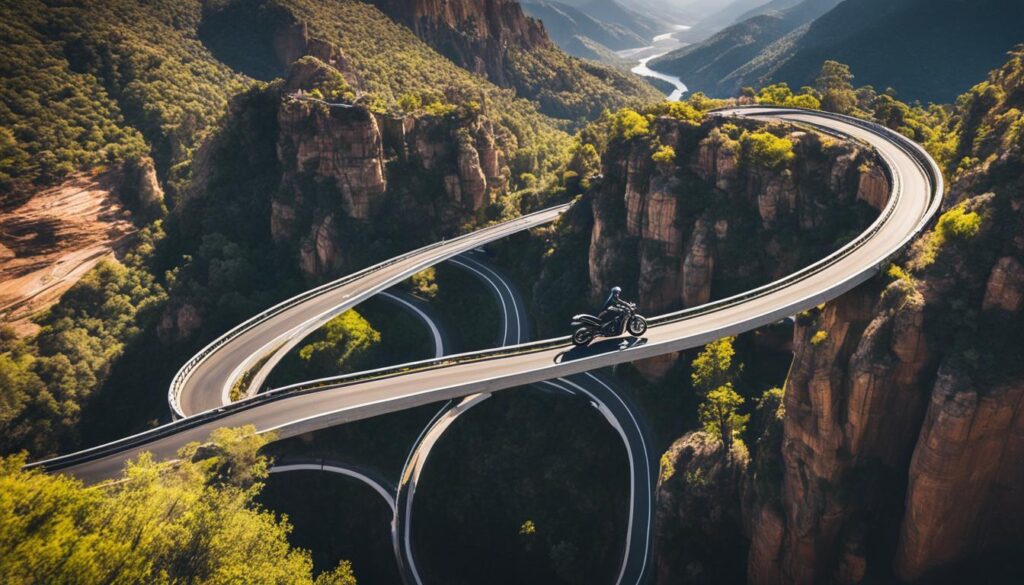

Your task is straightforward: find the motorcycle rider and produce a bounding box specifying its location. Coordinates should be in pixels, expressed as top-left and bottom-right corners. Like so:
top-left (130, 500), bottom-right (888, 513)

top-left (598, 286), bottom-right (631, 331)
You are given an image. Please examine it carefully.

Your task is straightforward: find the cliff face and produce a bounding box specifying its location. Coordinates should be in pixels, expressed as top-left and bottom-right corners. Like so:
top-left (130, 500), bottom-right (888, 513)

top-left (587, 117), bottom-right (884, 318)
top-left (193, 45), bottom-right (512, 280)
top-left (369, 0), bottom-right (548, 86)
top-left (744, 278), bottom-right (934, 584)
top-left (743, 51), bottom-right (1024, 583)
top-left (272, 97), bottom-right (510, 277)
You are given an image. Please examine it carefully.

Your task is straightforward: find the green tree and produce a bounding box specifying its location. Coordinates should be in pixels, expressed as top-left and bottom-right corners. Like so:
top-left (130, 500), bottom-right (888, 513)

top-left (297, 310), bottom-right (382, 374)
top-left (652, 145), bottom-right (676, 167)
top-left (816, 61), bottom-right (858, 114)
top-left (741, 131), bottom-right (795, 168)
top-left (0, 427), bottom-right (357, 585)
top-left (611, 108), bottom-right (650, 140)
top-left (698, 383), bottom-right (749, 450)
top-left (690, 337), bottom-right (742, 396)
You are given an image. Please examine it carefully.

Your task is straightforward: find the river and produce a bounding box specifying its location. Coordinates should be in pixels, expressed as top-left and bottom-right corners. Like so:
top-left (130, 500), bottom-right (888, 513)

top-left (619, 24), bottom-right (691, 102)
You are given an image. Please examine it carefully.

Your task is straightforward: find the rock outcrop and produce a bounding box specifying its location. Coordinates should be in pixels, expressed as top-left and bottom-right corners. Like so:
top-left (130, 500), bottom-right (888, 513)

top-left (655, 432), bottom-right (750, 585)
top-left (277, 99), bottom-right (387, 221)
top-left (745, 278), bottom-right (934, 584)
top-left (157, 303), bottom-right (202, 342)
top-left (268, 57), bottom-right (511, 278)
top-left (368, 0), bottom-right (549, 86)
top-left (572, 116), bottom-right (885, 380)
top-left (895, 369), bottom-right (1024, 580)
top-left (118, 156), bottom-right (166, 220)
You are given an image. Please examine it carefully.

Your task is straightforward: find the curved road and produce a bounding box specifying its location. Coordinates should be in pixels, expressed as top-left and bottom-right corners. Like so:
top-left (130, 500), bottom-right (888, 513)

top-left (172, 205), bottom-right (568, 417)
top-left (33, 108), bottom-right (943, 582)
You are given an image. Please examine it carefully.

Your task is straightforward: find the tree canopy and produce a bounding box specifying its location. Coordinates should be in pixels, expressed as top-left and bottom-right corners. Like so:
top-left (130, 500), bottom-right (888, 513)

top-left (0, 426), bottom-right (357, 585)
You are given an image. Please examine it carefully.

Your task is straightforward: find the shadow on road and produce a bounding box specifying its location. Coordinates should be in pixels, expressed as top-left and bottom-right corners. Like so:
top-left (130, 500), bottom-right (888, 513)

top-left (555, 336), bottom-right (648, 363)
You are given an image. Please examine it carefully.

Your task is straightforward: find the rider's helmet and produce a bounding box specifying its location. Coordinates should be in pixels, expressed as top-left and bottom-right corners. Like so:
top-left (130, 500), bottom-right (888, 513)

top-left (606, 286), bottom-right (623, 306)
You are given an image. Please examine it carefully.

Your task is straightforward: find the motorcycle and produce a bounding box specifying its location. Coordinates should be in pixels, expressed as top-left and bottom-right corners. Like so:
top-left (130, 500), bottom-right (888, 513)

top-left (570, 301), bottom-right (648, 347)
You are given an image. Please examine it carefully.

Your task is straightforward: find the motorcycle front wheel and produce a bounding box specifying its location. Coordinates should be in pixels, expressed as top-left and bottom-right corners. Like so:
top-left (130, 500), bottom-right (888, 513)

top-left (572, 327), bottom-right (595, 346)
top-left (627, 315), bottom-right (648, 336)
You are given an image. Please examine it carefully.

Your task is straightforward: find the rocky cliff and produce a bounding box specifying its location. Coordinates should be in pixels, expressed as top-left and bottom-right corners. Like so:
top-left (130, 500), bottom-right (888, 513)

top-left (368, 0), bottom-right (548, 85)
top-left (649, 52), bottom-right (1024, 585)
top-left (648, 52), bottom-right (1024, 584)
top-left (655, 432), bottom-right (750, 584)
top-left (742, 52), bottom-right (1024, 584)
top-left (210, 53), bottom-right (514, 280)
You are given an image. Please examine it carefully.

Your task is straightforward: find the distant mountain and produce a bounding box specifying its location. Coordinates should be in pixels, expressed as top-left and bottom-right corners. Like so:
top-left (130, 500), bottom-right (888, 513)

top-left (649, 0), bottom-right (840, 95)
top-left (573, 0), bottom-right (715, 24)
top-left (574, 0), bottom-right (665, 41)
top-left (732, 0), bottom-right (808, 22)
top-left (650, 0), bottom-right (1024, 104)
top-left (690, 0), bottom-right (773, 36)
top-left (767, 0), bottom-right (1024, 103)
top-left (521, 0), bottom-right (647, 62)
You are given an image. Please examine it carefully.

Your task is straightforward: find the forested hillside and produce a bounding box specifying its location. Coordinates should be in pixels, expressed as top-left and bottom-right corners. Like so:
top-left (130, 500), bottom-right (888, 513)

top-left (521, 0), bottom-right (647, 62)
top-left (364, 0), bottom-right (662, 120)
top-left (767, 0), bottom-right (1024, 103)
top-left (0, 0), bottom-right (247, 202)
top-left (1, 0), bottom-right (657, 204)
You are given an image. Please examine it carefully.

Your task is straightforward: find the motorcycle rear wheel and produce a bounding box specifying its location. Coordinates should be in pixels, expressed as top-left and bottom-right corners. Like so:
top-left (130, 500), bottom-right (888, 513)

top-left (572, 328), bottom-right (595, 346)
top-left (627, 316), bottom-right (648, 336)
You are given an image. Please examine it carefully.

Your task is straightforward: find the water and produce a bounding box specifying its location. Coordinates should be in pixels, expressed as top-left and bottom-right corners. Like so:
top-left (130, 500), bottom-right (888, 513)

top-left (632, 53), bottom-right (688, 102)
top-left (620, 25), bottom-right (691, 102)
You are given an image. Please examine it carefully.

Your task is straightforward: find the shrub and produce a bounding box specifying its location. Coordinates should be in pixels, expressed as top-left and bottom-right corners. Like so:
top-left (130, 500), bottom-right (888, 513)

top-left (411, 267), bottom-right (438, 299)
top-left (649, 101), bottom-right (703, 123)
top-left (652, 145), bottom-right (676, 166)
top-left (937, 206), bottom-right (982, 241)
top-left (887, 264), bottom-right (912, 282)
top-left (611, 108), bottom-right (650, 140)
top-left (659, 451), bottom-right (676, 482)
top-left (741, 131), bottom-right (795, 168)
top-left (912, 204), bottom-right (983, 269)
